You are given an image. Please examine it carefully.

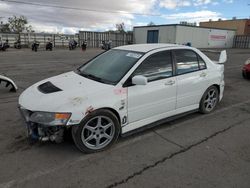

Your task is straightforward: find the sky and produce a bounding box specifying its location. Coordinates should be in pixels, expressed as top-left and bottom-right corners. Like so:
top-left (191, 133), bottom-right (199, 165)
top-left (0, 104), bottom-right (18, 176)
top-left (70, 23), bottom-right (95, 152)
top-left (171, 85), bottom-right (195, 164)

top-left (0, 0), bottom-right (249, 34)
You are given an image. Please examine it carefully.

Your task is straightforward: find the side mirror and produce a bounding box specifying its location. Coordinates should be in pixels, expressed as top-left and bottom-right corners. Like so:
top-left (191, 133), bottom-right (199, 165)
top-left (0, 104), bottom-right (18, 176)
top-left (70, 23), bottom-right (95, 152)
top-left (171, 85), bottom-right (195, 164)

top-left (219, 50), bottom-right (227, 64)
top-left (132, 75), bottom-right (148, 86)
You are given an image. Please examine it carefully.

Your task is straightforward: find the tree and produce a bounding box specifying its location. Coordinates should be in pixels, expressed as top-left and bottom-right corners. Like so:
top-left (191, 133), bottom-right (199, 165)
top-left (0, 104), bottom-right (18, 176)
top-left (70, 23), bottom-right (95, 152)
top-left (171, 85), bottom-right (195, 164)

top-left (26, 25), bottom-right (35, 33)
top-left (147, 21), bottom-right (155, 26)
top-left (8, 15), bottom-right (33, 33)
top-left (115, 22), bottom-right (125, 33)
top-left (0, 22), bottom-right (10, 32)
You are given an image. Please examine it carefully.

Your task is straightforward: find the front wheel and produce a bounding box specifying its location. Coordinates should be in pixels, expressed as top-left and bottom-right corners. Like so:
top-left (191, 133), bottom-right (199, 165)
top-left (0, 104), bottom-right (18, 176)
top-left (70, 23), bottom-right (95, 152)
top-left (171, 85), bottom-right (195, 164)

top-left (72, 109), bottom-right (120, 153)
top-left (199, 86), bottom-right (219, 114)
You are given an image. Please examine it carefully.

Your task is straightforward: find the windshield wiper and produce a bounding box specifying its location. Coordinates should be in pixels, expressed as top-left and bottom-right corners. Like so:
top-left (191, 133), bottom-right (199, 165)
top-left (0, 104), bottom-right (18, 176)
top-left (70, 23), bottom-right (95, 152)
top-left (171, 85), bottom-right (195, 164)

top-left (76, 67), bottom-right (82, 74)
top-left (78, 71), bottom-right (113, 85)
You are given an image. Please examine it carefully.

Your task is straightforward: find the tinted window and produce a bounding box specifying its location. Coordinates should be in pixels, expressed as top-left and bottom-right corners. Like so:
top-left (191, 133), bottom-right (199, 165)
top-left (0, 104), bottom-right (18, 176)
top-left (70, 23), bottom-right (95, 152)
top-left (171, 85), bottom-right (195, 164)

top-left (175, 50), bottom-right (199, 75)
top-left (198, 56), bottom-right (206, 70)
top-left (133, 51), bottom-right (173, 82)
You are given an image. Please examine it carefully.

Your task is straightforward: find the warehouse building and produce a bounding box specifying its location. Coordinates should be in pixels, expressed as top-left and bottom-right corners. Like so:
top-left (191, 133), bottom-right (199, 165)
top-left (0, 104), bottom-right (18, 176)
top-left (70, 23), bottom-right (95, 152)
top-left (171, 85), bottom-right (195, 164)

top-left (134, 24), bottom-right (236, 48)
top-left (200, 18), bottom-right (250, 35)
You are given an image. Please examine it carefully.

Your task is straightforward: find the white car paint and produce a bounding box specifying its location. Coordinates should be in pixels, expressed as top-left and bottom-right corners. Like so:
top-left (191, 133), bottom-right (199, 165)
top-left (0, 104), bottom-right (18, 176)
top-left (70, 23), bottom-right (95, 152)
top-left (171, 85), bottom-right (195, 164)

top-left (19, 44), bottom-right (225, 134)
top-left (0, 75), bottom-right (18, 91)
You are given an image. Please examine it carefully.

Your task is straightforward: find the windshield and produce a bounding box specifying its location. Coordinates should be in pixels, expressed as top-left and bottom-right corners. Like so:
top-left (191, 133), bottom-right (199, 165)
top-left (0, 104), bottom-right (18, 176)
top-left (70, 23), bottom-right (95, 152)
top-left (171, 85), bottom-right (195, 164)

top-left (78, 49), bottom-right (144, 85)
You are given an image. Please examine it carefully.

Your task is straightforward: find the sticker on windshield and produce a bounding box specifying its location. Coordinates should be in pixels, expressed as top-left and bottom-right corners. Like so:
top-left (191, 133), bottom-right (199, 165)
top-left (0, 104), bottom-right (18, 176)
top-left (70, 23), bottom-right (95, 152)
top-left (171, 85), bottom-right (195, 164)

top-left (126, 52), bottom-right (142, 59)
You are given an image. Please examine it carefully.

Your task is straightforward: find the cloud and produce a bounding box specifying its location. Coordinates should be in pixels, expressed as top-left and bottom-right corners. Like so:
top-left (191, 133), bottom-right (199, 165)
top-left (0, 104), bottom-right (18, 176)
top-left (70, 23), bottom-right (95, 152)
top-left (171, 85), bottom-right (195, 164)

top-left (0, 0), bottom-right (157, 33)
top-left (223, 0), bottom-right (233, 3)
top-left (0, 2), bottom-right (11, 10)
top-left (159, 0), bottom-right (220, 9)
top-left (163, 10), bottom-right (222, 24)
top-left (193, 0), bottom-right (212, 6)
top-left (159, 0), bottom-right (191, 9)
top-left (0, 0), bottom-right (225, 33)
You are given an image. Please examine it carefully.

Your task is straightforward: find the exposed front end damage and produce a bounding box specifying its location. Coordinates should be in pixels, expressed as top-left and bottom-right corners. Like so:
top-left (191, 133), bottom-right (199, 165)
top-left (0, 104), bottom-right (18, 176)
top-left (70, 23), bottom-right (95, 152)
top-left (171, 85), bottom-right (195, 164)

top-left (27, 122), bottom-right (65, 143)
top-left (19, 107), bottom-right (69, 143)
top-left (18, 71), bottom-right (122, 147)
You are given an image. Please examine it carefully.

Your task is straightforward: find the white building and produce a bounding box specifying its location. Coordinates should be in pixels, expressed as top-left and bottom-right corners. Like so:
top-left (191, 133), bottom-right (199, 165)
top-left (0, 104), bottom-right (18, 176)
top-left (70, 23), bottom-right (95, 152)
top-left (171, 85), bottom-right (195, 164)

top-left (134, 24), bottom-right (236, 48)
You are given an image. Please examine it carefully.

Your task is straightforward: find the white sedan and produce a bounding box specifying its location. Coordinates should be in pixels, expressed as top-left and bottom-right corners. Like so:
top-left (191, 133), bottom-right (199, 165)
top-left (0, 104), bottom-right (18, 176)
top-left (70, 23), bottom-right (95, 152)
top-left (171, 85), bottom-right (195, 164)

top-left (19, 44), bottom-right (226, 153)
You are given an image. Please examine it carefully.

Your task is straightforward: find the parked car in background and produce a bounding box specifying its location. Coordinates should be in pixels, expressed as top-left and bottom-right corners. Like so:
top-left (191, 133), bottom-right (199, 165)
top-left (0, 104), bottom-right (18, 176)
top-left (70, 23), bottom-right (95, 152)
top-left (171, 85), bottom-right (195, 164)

top-left (19, 44), bottom-right (226, 153)
top-left (242, 58), bottom-right (250, 79)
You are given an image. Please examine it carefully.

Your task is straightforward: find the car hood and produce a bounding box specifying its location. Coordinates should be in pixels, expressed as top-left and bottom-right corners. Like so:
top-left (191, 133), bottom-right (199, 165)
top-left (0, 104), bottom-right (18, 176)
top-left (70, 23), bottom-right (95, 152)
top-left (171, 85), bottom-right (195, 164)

top-left (19, 71), bottom-right (114, 112)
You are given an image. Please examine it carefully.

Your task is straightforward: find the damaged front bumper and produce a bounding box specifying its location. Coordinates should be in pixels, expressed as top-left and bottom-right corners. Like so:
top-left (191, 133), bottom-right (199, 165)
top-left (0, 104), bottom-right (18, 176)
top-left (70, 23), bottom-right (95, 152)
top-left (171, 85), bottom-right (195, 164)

top-left (18, 106), bottom-right (69, 143)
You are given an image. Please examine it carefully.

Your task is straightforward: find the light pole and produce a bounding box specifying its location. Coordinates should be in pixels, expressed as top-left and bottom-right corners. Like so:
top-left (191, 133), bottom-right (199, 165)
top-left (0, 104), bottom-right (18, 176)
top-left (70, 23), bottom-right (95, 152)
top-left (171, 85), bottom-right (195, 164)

top-left (249, 4), bottom-right (250, 19)
top-left (0, 17), bottom-right (4, 30)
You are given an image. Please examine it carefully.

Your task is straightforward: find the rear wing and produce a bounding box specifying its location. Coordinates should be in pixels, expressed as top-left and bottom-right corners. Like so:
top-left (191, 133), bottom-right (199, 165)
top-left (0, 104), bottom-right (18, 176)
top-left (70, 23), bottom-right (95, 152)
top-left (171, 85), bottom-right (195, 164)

top-left (207, 50), bottom-right (227, 64)
top-left (218, 50), bottom-right (227, 64)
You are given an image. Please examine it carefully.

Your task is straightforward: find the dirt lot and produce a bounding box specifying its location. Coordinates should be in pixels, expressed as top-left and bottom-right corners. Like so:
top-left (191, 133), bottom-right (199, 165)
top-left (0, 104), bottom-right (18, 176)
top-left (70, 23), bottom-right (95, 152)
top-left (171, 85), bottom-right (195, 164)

top-left (0, 47), bottom-right (250, 188)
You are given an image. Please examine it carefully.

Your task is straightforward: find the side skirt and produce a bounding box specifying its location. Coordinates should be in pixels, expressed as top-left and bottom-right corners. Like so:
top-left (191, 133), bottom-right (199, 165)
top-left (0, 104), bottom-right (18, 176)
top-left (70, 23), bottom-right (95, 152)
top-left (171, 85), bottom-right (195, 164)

top-left (121, 109), bottom-right (199, 137)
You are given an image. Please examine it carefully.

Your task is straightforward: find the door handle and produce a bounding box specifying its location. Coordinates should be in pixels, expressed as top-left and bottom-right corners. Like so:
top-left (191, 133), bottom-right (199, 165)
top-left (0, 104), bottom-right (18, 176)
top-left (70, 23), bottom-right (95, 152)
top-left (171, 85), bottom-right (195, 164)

top-left (200, 72), bottom-right (207, 77)
top-left (165, 80), bottom-right (175, 86)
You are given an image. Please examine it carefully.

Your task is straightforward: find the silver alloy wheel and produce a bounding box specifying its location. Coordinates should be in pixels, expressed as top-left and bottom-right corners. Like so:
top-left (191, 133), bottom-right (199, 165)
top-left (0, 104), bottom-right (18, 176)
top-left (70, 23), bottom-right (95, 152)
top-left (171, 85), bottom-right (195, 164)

top-left (203, 88), bottom-right (218, 112)
top-left (81, 116), bottom-right (115, 150)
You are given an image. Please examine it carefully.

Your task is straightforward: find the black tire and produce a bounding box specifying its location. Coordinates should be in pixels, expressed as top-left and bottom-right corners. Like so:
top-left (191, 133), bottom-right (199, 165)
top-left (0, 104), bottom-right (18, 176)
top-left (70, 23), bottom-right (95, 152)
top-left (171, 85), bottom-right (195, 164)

top-left (242, 71), bottom-right (247, 79)
top-left (199, 86), bottom-right (219, 114)
top-left (72, 109), bottom-right (120, 153)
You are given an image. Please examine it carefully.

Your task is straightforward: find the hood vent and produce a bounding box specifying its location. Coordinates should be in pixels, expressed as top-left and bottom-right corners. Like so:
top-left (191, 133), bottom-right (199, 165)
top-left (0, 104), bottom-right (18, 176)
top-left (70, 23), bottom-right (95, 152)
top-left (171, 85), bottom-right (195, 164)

top-left (38, 81), bottom-right (62, 94)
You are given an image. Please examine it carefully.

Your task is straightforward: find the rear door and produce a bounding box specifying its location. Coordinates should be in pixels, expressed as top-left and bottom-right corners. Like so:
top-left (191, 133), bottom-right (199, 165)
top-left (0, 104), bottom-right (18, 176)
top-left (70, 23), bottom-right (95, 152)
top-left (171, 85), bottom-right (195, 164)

top-left (126, 50), bottom-right (176, 123)
top-left (173, 49), bottom-right (209, 109)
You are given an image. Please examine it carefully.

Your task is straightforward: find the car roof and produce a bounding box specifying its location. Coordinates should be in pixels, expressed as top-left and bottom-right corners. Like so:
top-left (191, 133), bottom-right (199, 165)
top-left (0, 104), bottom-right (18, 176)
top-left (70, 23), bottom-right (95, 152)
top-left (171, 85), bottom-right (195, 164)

top-left (114, 43), bottom-right (185, 53)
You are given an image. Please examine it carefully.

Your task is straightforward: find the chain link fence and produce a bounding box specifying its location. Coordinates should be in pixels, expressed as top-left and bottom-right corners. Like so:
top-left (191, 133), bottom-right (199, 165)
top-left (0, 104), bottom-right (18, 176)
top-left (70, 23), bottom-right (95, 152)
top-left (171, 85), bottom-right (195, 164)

top-left (0, 31), bottom-right (133, 49)
top-left (0, 32), bottom-right (79, 48)
top-left (79, 31), bottom-right (133, 48)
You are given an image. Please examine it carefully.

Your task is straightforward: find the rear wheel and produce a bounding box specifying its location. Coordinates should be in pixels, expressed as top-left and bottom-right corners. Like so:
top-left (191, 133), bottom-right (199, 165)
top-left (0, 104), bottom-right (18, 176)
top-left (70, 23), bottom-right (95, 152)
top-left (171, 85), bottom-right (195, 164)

top-left (72, 109), bottom-right (120, 153)
top-left (199, 86), bottom-right (219, 114)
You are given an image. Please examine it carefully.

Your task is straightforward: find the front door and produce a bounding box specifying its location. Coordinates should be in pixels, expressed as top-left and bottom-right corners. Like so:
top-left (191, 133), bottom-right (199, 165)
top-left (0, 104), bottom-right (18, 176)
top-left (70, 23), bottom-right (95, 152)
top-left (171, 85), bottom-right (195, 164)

top-left (127, 50), bottom-right (176, 123)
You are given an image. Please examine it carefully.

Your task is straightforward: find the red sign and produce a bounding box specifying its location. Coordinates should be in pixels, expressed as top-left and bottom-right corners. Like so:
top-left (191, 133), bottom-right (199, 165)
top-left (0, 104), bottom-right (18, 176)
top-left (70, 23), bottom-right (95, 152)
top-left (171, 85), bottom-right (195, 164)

top-left (210, 35), bottom-right (226, 41)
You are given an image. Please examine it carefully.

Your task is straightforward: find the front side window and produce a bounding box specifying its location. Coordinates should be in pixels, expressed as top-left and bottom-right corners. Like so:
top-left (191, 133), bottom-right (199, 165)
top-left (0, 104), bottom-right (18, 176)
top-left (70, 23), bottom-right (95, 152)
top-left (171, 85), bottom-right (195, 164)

top-left (78, 49), bottom-right (144, 85)
top-left (175, 50), bottom-right (199, 75)
top-left (133, 51), bottom-right (173, 82)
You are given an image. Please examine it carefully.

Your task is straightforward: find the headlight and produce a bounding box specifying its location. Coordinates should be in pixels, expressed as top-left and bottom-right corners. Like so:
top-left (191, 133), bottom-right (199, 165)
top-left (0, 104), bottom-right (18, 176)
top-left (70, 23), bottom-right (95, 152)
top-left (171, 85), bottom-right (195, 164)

top-left (29, 112), bottom-right (71, 126)
top-left (245, 58), bottom-right (250, 65)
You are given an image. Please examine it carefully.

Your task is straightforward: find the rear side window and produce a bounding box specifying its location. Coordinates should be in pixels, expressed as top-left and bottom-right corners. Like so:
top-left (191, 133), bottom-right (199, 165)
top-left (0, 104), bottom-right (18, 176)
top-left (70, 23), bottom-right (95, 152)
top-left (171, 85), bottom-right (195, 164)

top-left (198, 56), bottom-right (206, 70)
top-left (175, 50), bottom-right (199, 75)
top-left (133, 51), bottom-right (173, 82)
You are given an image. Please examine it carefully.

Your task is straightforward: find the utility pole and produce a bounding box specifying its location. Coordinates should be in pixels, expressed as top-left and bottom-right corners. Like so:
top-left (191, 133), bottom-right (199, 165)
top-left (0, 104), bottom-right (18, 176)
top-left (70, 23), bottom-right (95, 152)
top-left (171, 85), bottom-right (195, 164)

top-left (0, 17), bottom-right (4, 30)
top-left (248, 4), bottom-right (250, 19)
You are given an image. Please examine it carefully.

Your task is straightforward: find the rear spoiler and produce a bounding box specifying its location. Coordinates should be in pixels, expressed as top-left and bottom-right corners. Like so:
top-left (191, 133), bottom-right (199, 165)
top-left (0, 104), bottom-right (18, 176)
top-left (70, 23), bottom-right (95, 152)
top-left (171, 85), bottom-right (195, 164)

top-left (218, 50), bottom-right (227, 64)
top-left (207, 50), bottom-right (227, 64)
